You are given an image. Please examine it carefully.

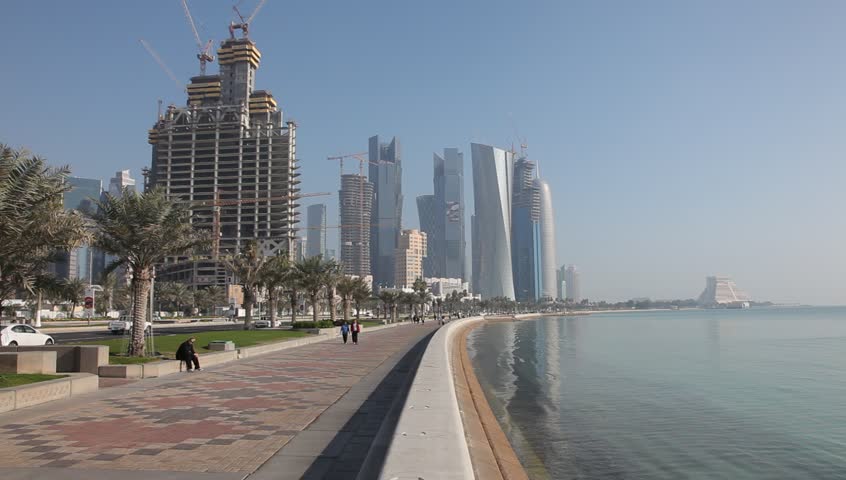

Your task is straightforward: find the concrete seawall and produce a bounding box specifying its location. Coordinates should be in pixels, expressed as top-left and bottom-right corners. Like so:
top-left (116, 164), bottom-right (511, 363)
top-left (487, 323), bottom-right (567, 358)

top-left (378, 316), bottom-right (529, 479)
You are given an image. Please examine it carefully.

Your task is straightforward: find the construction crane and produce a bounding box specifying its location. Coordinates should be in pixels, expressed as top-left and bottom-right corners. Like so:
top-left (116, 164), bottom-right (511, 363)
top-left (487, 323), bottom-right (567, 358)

top-left (140, 39), bottom-right (185, 92)
top-left (188, 190), bottom-right (331, 259)
top-left (229, 0), bottom-right (268, 39)
top-left (180, 0), bottom-right (215, 75)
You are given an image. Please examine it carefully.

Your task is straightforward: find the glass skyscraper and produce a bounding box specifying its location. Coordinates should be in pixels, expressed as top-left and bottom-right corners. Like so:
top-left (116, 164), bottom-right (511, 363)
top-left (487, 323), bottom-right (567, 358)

top-left (417, 148), bottom-right (466, 281)
top-left (369, 135), bottom-right (402, 288)
top-left (471, 143), bottom-right (515, 300)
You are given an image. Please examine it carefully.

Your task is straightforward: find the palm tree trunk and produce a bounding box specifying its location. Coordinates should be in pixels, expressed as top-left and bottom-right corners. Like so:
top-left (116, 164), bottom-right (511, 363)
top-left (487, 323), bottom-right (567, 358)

top-left (269, 289), bottom-right (278, 327)
top-left (70, 300), bottom-right (77, 318)
top-left (355, 300), bottom-right (361, 321)
top-left (328, 288), bottom-right (336, 323)
top-left (311, 293), bottom-right (319, 324)
top-left (129, 271), bottom-right (151, 356)
top-left (342, 297), bottom-right (350, 323)
top-left (290, 291), bottom-right (298, 323)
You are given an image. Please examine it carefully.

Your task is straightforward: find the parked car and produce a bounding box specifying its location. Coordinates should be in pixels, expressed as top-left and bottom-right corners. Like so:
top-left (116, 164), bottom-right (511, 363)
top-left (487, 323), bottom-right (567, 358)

top-left (0, 324), bottom-right (54, 346)
top-left (253, 318), bottom-right (271, 328)
top-left (108, 315), bottom-right (158, 335)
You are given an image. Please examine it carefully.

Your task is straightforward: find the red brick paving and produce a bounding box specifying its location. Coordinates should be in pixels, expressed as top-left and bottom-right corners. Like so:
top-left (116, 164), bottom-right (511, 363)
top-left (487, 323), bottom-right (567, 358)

top-left (0, 323), bottom-right (436, 475)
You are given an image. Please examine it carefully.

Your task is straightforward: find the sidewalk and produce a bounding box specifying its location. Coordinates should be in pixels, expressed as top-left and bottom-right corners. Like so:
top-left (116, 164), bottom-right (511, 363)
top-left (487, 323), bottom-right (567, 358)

top-left (0, 323), bottom-right (438, 480)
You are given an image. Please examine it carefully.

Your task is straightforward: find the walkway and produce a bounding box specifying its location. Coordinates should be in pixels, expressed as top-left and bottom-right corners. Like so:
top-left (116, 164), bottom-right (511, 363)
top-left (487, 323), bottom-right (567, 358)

top-left (0, 323), bottom-right (437, 480)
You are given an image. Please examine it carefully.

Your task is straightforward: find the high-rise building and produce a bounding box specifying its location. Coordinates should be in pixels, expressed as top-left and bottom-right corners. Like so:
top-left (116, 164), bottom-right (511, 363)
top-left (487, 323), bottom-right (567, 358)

top-left (556, 265), bottom-right (568, 301)
top-left (339, 174), bottom-right (373, 277)
top-left (369, 135), bottom-right (402, 288)
top-left (108, 170), bottom-right (136, 197)
top-left (418, 148), bottom-right (466, 281)
top-left (394, 229), bottom-right (427, 289)
top-left (148, 33), bottom-right (299, 288)
top-left (565, 265), bottom-right (581, 303)
top-left (698, 276), bottom-right (751, 306)
top-left (52, 177), bottom-right (104, 282)
top-left (471, 214), bottom-right (480, 294)
top-left (415, 194), bottom-right (438, 277)
top-left (511, 158), bottom-right (541, 301)
top-left (306, 204), bottom-right (327, 258)
top-left (536, 178), bottom-right (558, 301)
top-left (471, 143), bottom-right (515, 300)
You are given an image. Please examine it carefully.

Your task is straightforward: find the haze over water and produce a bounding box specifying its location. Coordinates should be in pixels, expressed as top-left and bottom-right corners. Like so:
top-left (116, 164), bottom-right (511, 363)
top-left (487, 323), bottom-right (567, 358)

top-left (468, 308), bottom-right (846, 479)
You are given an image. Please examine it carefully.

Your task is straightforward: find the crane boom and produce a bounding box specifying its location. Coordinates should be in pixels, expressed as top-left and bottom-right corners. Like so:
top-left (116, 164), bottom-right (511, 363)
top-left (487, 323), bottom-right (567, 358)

top-left (140, 39), bottom-right (184, 92)
top-left (246, 0), bottom-right (267, 24)
top-left (180, 0), bottom-right (203, 49)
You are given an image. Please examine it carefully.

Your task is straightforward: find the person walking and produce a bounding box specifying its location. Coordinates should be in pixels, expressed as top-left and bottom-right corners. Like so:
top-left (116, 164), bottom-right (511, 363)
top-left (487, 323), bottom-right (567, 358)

top-left (340, 321), bottom-right (350, 344)
top-left (351, 319), bottom-right (361, 345)
top-left (176, 337), bottom-right (201, 372)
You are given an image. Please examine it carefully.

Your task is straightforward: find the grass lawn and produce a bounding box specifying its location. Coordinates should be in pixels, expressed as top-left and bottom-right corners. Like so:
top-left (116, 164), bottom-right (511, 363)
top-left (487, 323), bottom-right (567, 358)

top-left (108, 355), bottom-right (161, 365)
top-left (360, 320), bottom-right (386, 328)
top-left (0, 374), bottom-right (67, 389)
top-left (71, 330), bottom-right (311, 363)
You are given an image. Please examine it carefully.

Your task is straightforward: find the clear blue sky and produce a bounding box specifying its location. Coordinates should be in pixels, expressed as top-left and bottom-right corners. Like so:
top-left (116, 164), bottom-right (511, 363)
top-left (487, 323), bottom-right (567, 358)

top-left (2, 1), bottom-right (844, 304)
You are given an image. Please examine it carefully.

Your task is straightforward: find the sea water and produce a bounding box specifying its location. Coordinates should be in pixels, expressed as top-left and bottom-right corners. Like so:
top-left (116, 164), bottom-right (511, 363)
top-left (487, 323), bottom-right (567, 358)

top-left (468, 307), bottom-right (846, 479)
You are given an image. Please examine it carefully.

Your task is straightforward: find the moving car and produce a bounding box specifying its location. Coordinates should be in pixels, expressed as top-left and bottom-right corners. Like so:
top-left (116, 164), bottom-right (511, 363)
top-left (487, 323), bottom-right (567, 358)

top-left (0, 324), bottom-right (54, 346)
top-left (253, 318), bottom-right (271, 328)
top-left (108, 315), bottom-right (155, 335)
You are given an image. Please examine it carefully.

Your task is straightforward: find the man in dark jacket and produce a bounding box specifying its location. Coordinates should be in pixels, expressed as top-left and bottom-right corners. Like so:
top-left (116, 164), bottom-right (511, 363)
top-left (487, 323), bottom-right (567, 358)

top-left (176, 337), bottom-right (201, 371)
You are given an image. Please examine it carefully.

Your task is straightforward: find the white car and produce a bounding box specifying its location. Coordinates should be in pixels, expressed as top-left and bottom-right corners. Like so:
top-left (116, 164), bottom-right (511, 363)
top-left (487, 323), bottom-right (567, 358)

top-left (108, 315), bottom-right (154, 335)
top-left (0, 324), bottom-right (54, 346)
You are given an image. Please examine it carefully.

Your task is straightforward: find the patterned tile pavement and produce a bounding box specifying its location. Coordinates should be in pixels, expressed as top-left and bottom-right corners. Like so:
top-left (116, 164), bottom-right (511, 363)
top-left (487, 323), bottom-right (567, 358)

top-left (0, 323), bottom-right (436, 477)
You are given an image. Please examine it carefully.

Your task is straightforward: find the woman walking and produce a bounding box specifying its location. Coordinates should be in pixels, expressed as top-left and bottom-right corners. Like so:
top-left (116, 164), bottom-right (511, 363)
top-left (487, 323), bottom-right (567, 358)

top-left (351, 319), bottom-right (361, 345)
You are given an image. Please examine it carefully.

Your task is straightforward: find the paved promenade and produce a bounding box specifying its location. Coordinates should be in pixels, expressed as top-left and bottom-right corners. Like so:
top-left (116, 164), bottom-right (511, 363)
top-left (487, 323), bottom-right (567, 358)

top-left (0, 323), bottom-right (437, 480)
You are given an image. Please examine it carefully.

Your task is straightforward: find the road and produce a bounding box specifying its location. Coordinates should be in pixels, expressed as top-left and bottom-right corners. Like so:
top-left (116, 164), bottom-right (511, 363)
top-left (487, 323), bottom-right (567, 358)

top-left (50, 323), bottom-right (246, 343)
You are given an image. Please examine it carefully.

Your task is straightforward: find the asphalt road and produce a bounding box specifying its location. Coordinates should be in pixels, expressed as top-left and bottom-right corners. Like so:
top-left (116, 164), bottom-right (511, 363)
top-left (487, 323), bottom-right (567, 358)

top-left (51, 323), bottom-right (246, 343)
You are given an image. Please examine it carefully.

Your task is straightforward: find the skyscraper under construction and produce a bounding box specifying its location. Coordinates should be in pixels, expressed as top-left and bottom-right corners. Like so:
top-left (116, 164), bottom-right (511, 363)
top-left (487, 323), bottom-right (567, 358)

top-left (147, 31), bottom-right (299, 288)
top-left (339, 174), bottom-right (373, 278)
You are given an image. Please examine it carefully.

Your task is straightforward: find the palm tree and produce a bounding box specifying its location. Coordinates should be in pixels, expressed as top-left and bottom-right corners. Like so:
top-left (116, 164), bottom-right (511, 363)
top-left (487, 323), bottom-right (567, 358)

top-left (100, 271), bottom-right (118, 315)
top-left (287, 268), bottom-right (302, 323)
top-left (259, 253), bottom-right (292, 327)
top-left (0, 144), bottom-right (88, 303)
top-left (378, 289), bottom-right (400, 323)
top-left (221, 241), bottom-right (267, 330)
top-left (295, 255), bottom-right (340, 324)
top-left (62, 278), bottom-right (86, 318)
top-left (351, 278), bottom-right (371, 321)
top-left (335, 276), bottom-right (358, 323)
top-left (90, 188), bottom-right (209, 356)
top-left (324, 269), bottom-right (342, 323)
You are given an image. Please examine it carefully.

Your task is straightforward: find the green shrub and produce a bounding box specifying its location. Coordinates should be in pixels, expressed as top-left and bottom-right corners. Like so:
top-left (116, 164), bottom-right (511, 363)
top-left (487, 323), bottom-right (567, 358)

top-left (292, 320), bottom-right (335, 329)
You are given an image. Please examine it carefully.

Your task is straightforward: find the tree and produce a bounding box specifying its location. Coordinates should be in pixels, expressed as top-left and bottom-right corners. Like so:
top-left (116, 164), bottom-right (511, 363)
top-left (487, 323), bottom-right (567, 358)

top-left (351, 278), bottom-right (371, 321)
top-left (259, 253), bottom-right (292, 327)
top-left (378, 289), bottom-right (400, 323)
top-left (221, 241), bottom-right (267, 330)
top-left (156, 282), bottom-right (193, 315)
top-left (90, 188), bottom-right (209, 356)
top-left (335, 276), bottom-right (358, 323)
top-left (99, 271), bottom-right (118, 315)
top-left (287, 269), bottom-right (302, 323)
top-left (0, 144), bottom-right (88, 303)
top-left (62, 278), bottom-right (86, 318)
top-left (295, 255), bottom-right (340, 324)
top-left (324, 268), bottom-right (342, 323)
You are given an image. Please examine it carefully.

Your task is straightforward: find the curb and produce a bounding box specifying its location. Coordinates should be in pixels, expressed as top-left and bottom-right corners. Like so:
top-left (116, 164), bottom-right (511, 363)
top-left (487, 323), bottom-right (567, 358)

top-left (0, 373), bottom-right (98, 414)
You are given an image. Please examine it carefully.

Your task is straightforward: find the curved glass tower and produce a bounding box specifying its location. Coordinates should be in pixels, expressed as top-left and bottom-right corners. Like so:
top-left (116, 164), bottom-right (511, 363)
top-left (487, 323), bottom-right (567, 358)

top-left (536, 178), bottom-right (558, 300)
top-left (471, 143), bottom-right (515, 300)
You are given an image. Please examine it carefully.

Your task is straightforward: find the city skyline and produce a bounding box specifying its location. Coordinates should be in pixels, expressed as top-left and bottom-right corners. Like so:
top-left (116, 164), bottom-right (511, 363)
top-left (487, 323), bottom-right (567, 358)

top-left (4, 1), bottom-right (845, 303)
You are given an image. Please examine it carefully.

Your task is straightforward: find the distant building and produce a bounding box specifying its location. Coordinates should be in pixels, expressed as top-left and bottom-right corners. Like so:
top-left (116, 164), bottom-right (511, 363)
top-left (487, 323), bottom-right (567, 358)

top-left (511, 158), bottom-right (541, 302)
top-left (325, 249), bottom-right (336, 261)
top-left (306, 204), bottom-right (327, 258)
top-left (394, 229), bottom-right (427, 289)
top-left (416, 194), bottom-right (438, 277)
top-left (418, 148), bottom-right (466, 281)
top-left (108, 170), bottom-right (136, 197)
top-left (50, 177), bottom-right (104, 282)
top-left (369, 135), bottom-right (402, 289)
top-left (698, 276), bottom-right (751, 306)
top-left (556, 265), bottom-right (568, 301)
top-left (536, 178), bottom-right (557, 301)
top-left (426, 277), bottom-right (468, 298)
top-left (471, 143), bottom-right (515, 300)
top-left (339, 174), bottom-right (373, 277)
top-left (565, 265), bottom-right (581, 303)
top-left (292, 236), bottom-right (306, 262)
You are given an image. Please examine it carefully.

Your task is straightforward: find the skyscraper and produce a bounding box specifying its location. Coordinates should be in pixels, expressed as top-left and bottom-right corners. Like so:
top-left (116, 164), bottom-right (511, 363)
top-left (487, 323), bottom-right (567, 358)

top-left (340, 174), bottom-right (373, 277)
top-left (108, 170), bottom-right (136, 197)
top-left (511, 158), bottom-right (541, 301)
top-left (54, 177), bottom-right (104, 282)
top-left (415, 194), bottom-right (438, 277)
top-left (394, 229), bottom-right (427, 289)
top-left (420, 148), bottom-right (466, 281)
top-left (556, 265), bottom-right (568, 301)
top-left (565, 265), bottom-right (581, 303)
top-left (148, 33), bottom-right (299, 288)
top-left (536, 178), bottom-right (558, 301)
top-left (369, 135), bottom-right (402, 288)
top-left (471, 143), bottom-right (515, 300)
top-left (306, 204), bottom-right (327, 258)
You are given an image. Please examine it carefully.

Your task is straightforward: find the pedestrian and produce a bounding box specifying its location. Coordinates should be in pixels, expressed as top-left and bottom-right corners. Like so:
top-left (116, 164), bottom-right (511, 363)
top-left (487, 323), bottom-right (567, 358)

top-left (340, 321), bottom-right (350, 344)
top-left (176, 337), bottom-right (201, 372)
top-left (351, 319), bottom-right (361, 344)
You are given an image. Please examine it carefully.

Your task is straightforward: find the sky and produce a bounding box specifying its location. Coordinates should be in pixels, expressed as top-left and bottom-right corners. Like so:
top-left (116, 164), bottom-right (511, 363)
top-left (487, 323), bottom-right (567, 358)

top-left (2, 0), bottom-right (845, 304)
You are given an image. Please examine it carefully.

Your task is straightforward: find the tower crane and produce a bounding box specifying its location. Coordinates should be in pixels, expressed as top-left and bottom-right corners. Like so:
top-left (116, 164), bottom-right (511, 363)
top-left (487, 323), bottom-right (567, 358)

top-left (180, 0), bottom-right (215, 75)
top-left (229, 0), bottom-right (268, 39)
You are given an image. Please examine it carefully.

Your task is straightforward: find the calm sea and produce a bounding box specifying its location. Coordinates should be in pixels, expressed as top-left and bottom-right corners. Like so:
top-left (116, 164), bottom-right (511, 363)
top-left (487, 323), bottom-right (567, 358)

top-left (467, 307), bottom-right (846, 479)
